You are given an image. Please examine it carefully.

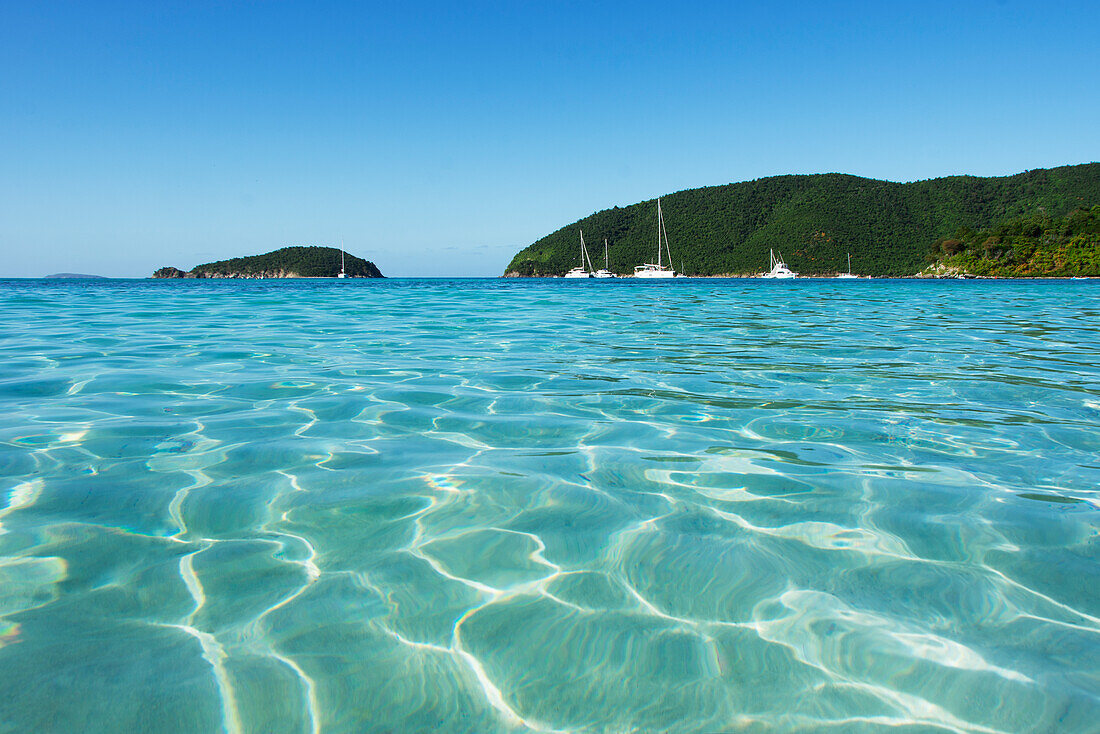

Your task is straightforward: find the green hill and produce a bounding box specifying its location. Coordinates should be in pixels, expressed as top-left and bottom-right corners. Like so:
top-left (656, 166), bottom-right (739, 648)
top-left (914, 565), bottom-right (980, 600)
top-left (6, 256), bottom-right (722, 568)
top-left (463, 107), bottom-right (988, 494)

top-left (154, 246), bottom-right (383, 278)
top-left (925, 207), bottom-right (1100, 277)
top-left (503, 163), bottom-right (1100, 277)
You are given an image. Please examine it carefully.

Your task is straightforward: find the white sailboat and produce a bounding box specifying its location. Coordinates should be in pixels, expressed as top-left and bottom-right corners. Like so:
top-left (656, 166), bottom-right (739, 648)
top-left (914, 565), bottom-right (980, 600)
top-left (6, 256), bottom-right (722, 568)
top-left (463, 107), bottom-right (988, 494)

top-left (593, 238), bottom-right (617, 278)
top-left (564, 229), bottom-right (595, 278)
top-left (760, 249), bottom-right (797, 279)
top-left (837, 252), bottom-right (858, 279)
top-left (337, 241), bottom-right (347, 278)
top-left (634, 198), bottom-right (676, 278)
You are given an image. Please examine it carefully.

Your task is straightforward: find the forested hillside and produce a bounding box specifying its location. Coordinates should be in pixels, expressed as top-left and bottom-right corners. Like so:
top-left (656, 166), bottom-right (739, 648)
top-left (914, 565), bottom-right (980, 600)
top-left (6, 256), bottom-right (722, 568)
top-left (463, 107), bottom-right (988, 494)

top-left (504, 163), bottom-right (1100, 277)
top-left (926, 207), bottom-right (1100, 277)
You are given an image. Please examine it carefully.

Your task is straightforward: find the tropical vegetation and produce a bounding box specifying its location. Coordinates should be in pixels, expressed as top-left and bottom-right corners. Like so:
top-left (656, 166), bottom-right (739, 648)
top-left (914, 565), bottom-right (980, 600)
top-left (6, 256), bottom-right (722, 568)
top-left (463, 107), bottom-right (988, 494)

top-left (926, 207), bottom-right (1100, 277)
top-left (154, 246), bottom-right (383, 278)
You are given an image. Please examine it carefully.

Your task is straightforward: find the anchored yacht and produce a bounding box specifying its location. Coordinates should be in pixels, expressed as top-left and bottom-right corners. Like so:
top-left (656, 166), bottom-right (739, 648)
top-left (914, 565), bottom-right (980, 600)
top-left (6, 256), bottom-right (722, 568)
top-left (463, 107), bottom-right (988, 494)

top-left (837, 252), bottom-right (858, 279)
top-left (593, 238), bottom-right (617, 278)
top-left (760, 249), bottom-right (797, 279)
top-left (634, 198), bottom-right (676, 278)
top-left (564, 229), bottom-right (595, 278)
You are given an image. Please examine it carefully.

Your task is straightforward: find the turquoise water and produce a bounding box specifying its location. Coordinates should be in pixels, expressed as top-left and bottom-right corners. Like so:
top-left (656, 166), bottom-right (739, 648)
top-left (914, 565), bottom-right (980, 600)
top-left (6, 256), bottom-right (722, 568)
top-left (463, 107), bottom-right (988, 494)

top-left (1, 277), bottom-right (1098, 733)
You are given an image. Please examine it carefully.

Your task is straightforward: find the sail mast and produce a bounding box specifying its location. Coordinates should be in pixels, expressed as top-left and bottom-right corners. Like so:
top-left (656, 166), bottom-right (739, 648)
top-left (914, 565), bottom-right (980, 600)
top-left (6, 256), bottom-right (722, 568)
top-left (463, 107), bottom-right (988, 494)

top-left (656, 199), bottom-right (663, 268)
top-left (661, 206), bottom-right (673, 268)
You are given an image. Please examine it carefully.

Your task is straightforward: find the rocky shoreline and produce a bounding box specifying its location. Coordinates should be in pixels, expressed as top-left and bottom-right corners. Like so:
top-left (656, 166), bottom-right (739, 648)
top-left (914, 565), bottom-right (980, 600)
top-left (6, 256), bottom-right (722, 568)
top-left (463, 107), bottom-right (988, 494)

top-left (153, 267), bottom-right (311, 279)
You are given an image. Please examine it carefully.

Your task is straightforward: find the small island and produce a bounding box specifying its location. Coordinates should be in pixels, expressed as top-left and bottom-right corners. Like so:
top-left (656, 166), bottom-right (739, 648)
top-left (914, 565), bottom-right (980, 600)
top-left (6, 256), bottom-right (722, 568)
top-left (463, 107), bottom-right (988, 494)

top-left (154, 246), bottom-right (383, 279)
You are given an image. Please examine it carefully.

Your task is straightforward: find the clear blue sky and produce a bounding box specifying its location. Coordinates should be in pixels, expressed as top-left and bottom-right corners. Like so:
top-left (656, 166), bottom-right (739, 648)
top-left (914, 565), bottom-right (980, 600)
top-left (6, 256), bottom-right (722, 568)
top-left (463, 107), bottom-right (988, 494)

top-left (2, 0), bottom-right (1098, 277)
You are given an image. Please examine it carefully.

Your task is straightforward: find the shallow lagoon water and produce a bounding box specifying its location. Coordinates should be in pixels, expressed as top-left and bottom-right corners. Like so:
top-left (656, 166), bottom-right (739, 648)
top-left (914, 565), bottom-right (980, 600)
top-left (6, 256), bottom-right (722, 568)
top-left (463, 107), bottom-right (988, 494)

top-left (0, 277), bottom-right (1098, 733)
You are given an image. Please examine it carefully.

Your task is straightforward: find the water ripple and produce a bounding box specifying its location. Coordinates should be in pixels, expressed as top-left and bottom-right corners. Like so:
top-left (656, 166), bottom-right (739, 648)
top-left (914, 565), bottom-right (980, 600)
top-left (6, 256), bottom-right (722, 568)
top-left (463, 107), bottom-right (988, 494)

top-left (0, 277), bottom-right (1098, 732)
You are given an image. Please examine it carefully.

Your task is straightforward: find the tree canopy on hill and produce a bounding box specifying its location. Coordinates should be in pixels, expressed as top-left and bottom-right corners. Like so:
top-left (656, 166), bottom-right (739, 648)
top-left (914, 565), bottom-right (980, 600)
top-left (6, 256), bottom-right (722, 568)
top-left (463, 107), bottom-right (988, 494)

top-left (155, 246), bottom-right (383, 278)
top-left (927, 207), bottom-right (1100, 277)
top-left (504, 163), bottom-right (1100, 277)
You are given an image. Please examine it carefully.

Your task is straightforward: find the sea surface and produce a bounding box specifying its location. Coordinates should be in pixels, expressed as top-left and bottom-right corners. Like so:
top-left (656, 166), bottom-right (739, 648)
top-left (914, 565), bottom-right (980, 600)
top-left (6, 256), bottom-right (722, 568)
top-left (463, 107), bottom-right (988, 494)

top-left (0, 277), bottom-right (1098, 733)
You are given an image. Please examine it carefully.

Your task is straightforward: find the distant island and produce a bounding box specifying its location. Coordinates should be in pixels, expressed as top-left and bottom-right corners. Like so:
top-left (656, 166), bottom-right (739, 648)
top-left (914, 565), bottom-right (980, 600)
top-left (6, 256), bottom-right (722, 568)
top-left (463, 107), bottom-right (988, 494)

top-left (504, 162), bottom-right (1100, 277)
top-left (44, 273), bottom-right (107, 279)
top-left (154, 246), bottom-right (384, 279)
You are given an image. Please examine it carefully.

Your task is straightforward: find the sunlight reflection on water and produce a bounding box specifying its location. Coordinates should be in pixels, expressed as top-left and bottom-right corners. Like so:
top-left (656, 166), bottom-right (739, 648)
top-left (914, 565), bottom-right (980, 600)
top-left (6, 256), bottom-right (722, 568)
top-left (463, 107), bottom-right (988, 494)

top-left (0, 277), bottom-right (1098, 732)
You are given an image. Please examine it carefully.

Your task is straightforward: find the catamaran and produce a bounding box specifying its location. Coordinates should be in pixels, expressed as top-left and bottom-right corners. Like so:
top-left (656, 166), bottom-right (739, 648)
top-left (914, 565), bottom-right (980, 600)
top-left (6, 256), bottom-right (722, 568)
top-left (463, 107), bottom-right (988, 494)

top-left (634, 198), bottom-right (676, 278)
top-left (760, 249), bottom-right (797, 279)
top-left (564, 229), bottom-right (595, 278)
top-left (593, 238), bottom-right (617, 278)
top-left (837, 252), bottom-right (858, 279)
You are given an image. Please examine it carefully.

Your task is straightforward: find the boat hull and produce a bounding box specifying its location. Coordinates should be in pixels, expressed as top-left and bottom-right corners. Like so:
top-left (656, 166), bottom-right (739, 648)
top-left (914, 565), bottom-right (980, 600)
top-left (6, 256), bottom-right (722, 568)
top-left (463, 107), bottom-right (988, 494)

top-left (634, 267), bottom-right (676, 279)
